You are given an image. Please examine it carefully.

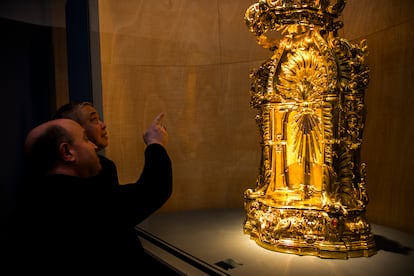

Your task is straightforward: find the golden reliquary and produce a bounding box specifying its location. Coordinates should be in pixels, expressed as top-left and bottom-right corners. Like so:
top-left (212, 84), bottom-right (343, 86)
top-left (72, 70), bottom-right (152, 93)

top-left (243, 0), bottom-right (376, 259)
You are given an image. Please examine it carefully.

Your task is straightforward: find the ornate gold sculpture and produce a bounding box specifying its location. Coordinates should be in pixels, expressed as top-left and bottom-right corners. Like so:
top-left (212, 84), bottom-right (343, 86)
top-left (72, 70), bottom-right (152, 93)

top-left (243, 0), bottom-right (376, 258)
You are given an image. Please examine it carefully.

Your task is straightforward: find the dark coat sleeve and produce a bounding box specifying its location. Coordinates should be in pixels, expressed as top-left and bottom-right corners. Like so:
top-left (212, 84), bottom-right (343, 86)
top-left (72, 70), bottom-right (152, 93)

top-left (116, 143), bottom-right (173, 227)
top-left (97, 154), bottom-right (120, 187)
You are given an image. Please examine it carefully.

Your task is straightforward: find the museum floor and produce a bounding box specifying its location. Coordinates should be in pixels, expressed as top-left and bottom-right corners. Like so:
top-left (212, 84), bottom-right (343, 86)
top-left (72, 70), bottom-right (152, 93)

top-left (136, 208), bottom-right (414, 275)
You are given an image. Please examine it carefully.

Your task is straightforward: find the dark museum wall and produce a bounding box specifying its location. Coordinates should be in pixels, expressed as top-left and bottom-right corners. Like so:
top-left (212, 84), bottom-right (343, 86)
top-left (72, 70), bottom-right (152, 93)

top-left (1, 0), bottom-right (413, 246)
top-left (0, 0), bottom-right (67, 245)
top-left (0, 19), bottom-right (57, 245)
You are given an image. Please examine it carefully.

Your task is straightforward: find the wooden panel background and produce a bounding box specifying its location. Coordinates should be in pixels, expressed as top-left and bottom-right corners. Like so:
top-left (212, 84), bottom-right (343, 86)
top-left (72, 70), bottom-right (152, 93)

top-left (98, 0), bottom-right (414, 234)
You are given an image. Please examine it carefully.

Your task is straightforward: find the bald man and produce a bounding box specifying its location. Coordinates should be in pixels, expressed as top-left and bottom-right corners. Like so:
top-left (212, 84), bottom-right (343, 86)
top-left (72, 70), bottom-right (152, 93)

top-left (24, 118), bottom-right (102, 178)
top-left (7, 117), bottom-right (173, 274)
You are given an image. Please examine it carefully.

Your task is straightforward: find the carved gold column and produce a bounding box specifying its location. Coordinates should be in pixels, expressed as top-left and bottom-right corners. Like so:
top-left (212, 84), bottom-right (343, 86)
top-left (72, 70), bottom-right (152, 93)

top-left (243, 0), bottom-right (376, 259)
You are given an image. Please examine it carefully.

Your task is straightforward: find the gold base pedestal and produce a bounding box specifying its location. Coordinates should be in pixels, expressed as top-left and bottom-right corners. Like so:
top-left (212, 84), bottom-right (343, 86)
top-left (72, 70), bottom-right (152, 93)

top-left (244, 197), bottom-right (377, 259)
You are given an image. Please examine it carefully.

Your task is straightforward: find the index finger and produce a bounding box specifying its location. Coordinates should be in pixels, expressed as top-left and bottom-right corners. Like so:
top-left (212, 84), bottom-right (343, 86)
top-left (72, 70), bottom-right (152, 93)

top-left (152, 112), bottom-right (165, 126)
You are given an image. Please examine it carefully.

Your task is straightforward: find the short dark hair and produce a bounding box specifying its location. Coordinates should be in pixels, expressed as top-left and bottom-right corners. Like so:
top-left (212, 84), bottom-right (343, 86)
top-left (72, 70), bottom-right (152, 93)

top-left (26, 124), bottom-right (74, 175)
top-left (53, 101), bottom-right (93, 124)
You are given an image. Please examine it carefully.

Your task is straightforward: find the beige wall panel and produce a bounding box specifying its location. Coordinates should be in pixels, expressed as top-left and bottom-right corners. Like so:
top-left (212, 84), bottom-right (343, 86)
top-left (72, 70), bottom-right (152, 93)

top-left (99, 0), bottom-right (269, 65)
top-left (343, 0), bottom-right (414, 40)
top-left (101, 60), bottom-right (262, 212)
top-left (99, 0), bottom-right (266, 213)
top-left (218, 0), bottom-right (269, 63)
top-left (362, 20), bottom-right (414, 233)
top-left (99, 0), bottom-right (221, 66)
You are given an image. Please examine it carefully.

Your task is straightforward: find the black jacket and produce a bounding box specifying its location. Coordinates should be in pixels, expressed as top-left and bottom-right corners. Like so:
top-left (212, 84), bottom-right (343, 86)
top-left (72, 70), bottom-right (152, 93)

top-left (7, 143), bottom-right (172, 273)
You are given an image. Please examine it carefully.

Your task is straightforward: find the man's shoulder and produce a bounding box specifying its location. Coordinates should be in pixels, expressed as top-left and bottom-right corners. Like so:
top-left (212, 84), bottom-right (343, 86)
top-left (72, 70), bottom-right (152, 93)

top-left (98, 154), bottom-right (116, 166)
top-left (96, 154), bottom-right (119, 185)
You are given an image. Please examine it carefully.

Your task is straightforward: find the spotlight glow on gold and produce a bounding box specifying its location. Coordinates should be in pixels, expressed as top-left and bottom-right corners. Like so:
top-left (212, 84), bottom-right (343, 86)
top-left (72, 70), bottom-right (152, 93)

top-left (243, 0), bottom-right (376, 259)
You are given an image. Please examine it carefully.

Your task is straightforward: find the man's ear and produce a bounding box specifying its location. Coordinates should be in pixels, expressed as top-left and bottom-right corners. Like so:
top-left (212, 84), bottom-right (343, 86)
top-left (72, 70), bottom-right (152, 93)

top-left (59, 143), bottom-right (75, 162)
